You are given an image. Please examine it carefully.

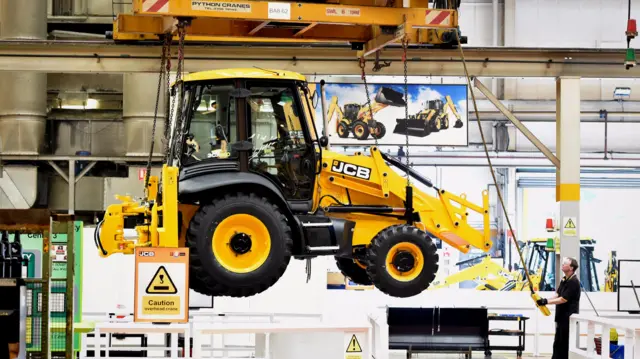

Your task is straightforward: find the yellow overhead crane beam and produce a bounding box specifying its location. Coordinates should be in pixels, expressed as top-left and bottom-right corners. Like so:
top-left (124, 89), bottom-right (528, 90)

top-left (112, 0), bottom-right (462, 57)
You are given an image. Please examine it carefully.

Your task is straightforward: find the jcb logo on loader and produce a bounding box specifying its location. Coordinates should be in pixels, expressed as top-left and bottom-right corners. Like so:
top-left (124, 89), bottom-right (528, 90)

top-left (139, 251), bottom-right (155, 257)
top-left (331, 160), bottom-right (371, 180)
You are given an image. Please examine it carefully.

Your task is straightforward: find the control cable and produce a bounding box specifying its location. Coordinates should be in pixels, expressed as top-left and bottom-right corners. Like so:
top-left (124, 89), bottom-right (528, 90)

top-left (454, 31), bottom-right (551, 316)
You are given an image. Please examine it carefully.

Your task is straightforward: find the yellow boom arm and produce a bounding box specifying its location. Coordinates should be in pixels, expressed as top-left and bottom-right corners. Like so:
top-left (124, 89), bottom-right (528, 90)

top-left (317, 146), bottom-right (492, 253)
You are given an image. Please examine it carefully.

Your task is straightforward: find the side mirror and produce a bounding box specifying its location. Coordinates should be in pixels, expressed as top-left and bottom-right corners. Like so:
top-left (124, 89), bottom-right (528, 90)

top-left (319, 136), bottom-right (329, 147)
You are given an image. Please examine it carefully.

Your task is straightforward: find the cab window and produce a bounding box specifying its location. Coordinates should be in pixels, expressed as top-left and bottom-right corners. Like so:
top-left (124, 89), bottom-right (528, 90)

top-left (245, 82), bottom-right (315, 200)
top-left (184, 81), bottom-right (238, 163)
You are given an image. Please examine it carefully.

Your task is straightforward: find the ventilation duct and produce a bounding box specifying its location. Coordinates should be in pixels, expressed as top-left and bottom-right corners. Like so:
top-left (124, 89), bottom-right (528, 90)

top-left (0, 0), bottom-right (47, 154)
top-left (123, 73), bottom-right (166, 156)
top-left (0, 0), bottom-right (47, 209)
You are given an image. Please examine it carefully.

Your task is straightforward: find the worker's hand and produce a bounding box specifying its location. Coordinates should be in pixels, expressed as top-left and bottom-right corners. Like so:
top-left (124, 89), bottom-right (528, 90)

top-left (536, 298), bottom-right (548, 306)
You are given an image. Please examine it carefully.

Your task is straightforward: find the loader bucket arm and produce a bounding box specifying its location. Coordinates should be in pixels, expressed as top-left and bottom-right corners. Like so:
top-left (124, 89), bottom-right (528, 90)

top-left (317, 147), bottom-right (491, 254)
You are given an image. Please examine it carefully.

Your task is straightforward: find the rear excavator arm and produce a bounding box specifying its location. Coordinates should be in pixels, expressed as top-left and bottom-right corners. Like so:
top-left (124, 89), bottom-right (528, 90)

top-left (444, 95), bottom-right (463, 128)
top-left (326, 96), bottom-right (343, 127)
top-left (317, 146), bottom-right (491, 253)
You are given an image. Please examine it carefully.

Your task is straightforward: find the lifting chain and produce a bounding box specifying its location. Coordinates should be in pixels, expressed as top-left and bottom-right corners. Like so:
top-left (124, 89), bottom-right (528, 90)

top-left (163, 34), bottom-right (173, 161)
top-left (144, 33), bottom-right (172, 190)
top-left (359, 57), bottom-right (380, 149)
top-left (169, 21), bottom-right (189, 163)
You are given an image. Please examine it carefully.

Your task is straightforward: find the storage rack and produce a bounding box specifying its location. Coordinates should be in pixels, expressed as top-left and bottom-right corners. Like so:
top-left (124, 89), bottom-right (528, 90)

top-left (485, 313), bottom-right (529, 357)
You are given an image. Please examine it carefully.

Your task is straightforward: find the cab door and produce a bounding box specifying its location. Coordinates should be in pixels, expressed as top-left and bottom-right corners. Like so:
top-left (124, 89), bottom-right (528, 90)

top-left (243, 80), bottom-right (317, 209)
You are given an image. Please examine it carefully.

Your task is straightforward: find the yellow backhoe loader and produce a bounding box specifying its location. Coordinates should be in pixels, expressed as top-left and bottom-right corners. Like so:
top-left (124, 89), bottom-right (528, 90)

top-left (393, 95), bottom-right (463, 137)
top-left (604, 251), bottom-right (618, 292)
top-left (429, 254), bottom-right (542, 291)
top-left (326, 86), bottom-right (406, 140)
top-left (95, 68), bottom-right (493, 298)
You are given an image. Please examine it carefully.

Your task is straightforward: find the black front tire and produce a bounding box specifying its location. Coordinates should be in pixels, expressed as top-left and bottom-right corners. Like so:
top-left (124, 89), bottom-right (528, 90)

top-left (352, 120), bottom-right (370, 140)
top-left (186, 193), bottom-right (293, 297)
top-left (337, 122), bottom-right (350, 138)
top-left (365, 225), bottom-right (439, 297)
top-left (372, 122), bottom-right (386, 139)
top-left (335, 257), bottom-right (372, 285)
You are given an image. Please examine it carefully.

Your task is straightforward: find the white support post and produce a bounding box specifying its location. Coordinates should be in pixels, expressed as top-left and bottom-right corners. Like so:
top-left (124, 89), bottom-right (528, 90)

top-left (555, 77), bottom-right (581, 284)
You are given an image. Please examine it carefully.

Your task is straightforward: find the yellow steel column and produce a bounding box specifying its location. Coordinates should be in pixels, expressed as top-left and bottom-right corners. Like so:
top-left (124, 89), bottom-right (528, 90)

top-left (555, 76), bottom-right (581, 286)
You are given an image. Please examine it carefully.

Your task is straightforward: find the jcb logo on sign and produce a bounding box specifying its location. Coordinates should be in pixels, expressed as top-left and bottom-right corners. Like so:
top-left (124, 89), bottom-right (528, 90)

top-left (331, 160), bottom-right (371, 180)
top-left (139, 251), bottom-right (155, 257)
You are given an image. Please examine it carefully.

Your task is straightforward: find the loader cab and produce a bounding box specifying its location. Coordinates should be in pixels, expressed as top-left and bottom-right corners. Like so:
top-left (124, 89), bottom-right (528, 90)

top-left (168, 69), bottom-right (322, 209)
top-left (427, 99), bottom-right (444, 111)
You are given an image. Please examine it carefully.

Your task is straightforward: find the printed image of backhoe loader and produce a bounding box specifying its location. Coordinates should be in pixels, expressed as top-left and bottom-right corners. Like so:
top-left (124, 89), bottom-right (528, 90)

top-left (393, 95), bottom-right (463, 137)
top-left (326, 86), bottom-right (406, 140)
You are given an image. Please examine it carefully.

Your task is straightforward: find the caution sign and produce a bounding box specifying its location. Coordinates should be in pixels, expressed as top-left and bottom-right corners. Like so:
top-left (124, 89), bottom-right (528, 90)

top-left (344, 333), bottom-right (364, 359)
top-left (145, 266), bottom-right (177, 294)
top-left (562, 217), bottom-right (577, 237)
top-left (134, 247), bottom-right (189, 323)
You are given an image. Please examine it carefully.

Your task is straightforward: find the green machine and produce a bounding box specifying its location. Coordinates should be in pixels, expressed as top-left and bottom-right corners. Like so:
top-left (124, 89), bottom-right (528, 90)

top-left (525, 238), bottom-right (601, 291)
top-left (15, 221), bottom-right (84, 355)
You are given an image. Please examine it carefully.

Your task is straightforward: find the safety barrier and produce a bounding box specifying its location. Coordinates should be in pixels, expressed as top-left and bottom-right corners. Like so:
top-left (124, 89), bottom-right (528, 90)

top-left (569, 314), bottom-right (640, 359)
top-left (192, 320), bottom-right (372, 359)
top-left (76, 311), bottom-right (325, 358)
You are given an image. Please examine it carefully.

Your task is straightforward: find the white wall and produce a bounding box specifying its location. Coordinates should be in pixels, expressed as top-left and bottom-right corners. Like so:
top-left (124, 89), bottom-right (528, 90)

top-left (518, 186), bottom-right (640, 277)
top-left (458, 2), bottom-right (501, 47)
top-left (512, 0), bottom-right (635, 49)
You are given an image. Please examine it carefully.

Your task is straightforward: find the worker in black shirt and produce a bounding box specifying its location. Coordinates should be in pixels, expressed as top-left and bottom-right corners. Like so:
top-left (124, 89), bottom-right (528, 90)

top-left (536, 257), bottom-right (581, 359)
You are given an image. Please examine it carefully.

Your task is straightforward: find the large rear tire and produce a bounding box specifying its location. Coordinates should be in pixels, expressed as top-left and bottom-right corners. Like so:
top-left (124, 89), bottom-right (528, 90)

top-left (186, 193), bottom-right (293, 297)
top-left (372, 122), bottom-right (386, 139)
top-left (365, 225), bottom-right (439, 297)
top-left (335, 257), bottom-right (372, 285)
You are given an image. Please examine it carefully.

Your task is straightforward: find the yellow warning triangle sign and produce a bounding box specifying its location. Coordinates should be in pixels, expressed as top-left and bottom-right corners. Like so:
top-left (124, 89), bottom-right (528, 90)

top-left (346, 334), bottom-right (362, 353)
top-left (145, 266), bottom-right (177, 294)
top-left (564, 218), bottom-right (576, 229)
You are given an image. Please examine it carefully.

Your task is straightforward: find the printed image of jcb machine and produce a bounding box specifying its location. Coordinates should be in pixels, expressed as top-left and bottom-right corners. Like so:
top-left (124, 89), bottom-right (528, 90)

top-left (326, 87), bottom-right (406, 140)
top-left (393, 95), bottom-right (463, 137)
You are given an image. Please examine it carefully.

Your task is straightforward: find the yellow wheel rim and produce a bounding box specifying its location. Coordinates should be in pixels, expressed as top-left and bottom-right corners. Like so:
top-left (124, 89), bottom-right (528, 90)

top-left (212, 214), bottom-right (271, 274)
top-left (385, 242), bottom-right (424, 282)
top-left (355, 125), bottom-right (365, 137)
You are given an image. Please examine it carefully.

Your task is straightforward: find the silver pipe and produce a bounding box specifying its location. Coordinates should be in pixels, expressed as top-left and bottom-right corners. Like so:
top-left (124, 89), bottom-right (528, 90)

top-left (68, 160), bottom-right (75, 215)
